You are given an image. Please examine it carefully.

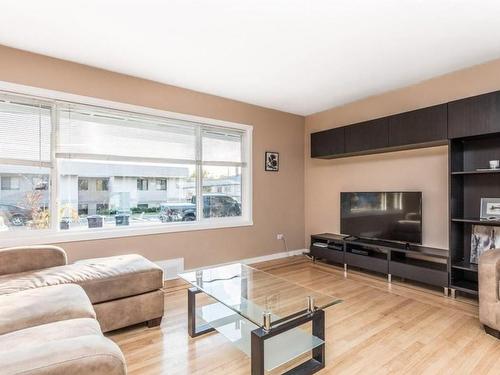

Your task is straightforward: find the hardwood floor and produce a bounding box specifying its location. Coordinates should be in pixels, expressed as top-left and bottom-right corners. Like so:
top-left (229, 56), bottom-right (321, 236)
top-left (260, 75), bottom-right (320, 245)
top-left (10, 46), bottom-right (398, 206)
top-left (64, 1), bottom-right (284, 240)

top-left (108, 256), bottom-right (500, 374)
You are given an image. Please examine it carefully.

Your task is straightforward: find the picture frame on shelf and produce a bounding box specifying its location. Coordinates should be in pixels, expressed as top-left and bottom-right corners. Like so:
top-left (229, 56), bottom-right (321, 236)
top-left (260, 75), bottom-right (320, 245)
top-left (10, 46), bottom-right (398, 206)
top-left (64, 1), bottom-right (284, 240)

top-left (480, 198), bottom-right (500, 221)
top-left (471, 225), bottom-right (500, 264)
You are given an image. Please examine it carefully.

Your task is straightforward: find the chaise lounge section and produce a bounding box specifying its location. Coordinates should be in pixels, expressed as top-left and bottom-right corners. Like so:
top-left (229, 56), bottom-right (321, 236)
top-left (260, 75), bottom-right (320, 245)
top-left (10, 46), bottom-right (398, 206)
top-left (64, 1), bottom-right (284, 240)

top-left (0, 284), bottom-right (126, 375)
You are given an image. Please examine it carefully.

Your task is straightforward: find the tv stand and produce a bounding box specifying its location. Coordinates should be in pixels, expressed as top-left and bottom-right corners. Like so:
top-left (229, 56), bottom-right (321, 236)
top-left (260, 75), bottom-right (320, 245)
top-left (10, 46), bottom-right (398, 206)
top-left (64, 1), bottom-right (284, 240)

top-left (343, 235), bottom-right (358, 241)
top-left (310, 233), bottom-right (449, 295)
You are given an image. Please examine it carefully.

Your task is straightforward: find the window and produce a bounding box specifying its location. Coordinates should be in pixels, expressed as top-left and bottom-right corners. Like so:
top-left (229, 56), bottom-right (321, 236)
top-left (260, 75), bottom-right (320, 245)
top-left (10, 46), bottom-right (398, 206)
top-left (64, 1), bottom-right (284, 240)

top-left (1, 176), bottom-right (20, 190)
top-left (202, 166), bottom-right (242, 218)
top-left (201, 128), bottom-right (243, 219)
top-left (0, 95), bottom-right (52, 232)
top-left (156, 178), bottom-right (167, 190)
top-left (96, 178), bottom-right (109, 191)
top-left (78, 203), bottom-right (89, 216)
top-left (78, 178), bottom-right (88, 191)
top-left (96, 203), bottom-right (109, 215)
top-left (0, 90), bottom-right (251, 242)
top-left (137, 178), bottom-right (149, 191)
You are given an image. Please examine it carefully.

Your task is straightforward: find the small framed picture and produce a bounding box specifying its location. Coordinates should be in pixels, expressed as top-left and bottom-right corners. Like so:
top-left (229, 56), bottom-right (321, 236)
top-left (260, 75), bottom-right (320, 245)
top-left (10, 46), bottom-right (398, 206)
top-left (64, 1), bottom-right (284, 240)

top-left (265, 151), bottom-right (279, 172)
top-left (480, 198), bottom-right (500, 220)
top-left (471, 225), bottom-right (500, 263)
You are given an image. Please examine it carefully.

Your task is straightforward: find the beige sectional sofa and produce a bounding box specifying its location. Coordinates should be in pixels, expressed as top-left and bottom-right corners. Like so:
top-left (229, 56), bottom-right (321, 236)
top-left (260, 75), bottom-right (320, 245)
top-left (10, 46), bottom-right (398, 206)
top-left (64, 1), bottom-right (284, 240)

top-left (0, 245), bottom-right (166, 374)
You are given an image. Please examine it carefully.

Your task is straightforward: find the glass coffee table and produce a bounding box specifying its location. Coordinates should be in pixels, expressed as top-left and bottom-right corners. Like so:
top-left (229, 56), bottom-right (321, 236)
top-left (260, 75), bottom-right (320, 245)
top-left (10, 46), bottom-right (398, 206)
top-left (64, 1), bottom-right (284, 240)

top-left (179, 263), bottom-right (341, 374)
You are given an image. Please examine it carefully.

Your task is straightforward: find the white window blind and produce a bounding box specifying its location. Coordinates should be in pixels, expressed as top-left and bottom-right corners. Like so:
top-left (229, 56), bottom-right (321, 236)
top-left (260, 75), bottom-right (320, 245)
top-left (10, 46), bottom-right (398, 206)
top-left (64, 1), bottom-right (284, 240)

top-left (0, 95), bottom-right (52, 166)
top-left (57, 105), bottom-right (197, 163)
top-left (202, 127), bottom-right (244, 164)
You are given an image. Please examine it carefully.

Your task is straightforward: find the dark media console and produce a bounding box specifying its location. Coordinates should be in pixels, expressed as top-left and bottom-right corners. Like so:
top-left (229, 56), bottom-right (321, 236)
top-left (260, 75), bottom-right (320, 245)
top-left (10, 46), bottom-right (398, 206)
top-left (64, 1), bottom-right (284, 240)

top-left (310, 233), bottom-right (450, 295)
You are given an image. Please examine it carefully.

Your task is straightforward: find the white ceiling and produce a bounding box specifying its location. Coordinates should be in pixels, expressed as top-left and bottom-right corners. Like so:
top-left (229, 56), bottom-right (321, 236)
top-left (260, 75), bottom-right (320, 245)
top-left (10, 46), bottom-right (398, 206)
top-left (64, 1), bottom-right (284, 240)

top-left (1, 1), bottom-right (500, 116)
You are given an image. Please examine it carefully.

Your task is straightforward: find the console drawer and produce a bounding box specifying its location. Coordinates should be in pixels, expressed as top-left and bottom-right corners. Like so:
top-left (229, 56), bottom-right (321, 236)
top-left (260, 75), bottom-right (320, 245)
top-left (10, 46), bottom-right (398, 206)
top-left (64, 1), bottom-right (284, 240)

top-left (389, 260), bottom-right (448, 287)
top-left (346, 252), bottom-right (388, 274)
top-left (311, 246), bottom-right (344, 264)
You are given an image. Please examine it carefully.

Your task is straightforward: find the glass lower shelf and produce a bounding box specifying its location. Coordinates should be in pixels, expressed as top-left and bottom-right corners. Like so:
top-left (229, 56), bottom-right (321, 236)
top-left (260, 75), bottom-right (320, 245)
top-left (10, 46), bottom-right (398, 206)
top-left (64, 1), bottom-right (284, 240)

top-left (197, 302), bottom-right (324, 371)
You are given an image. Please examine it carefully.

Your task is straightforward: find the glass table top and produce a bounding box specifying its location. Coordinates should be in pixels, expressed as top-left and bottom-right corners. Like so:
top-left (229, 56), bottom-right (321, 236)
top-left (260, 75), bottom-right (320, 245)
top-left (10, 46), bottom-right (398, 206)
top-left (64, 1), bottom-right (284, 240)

top-left (179, 263), bottom-right (342, 328)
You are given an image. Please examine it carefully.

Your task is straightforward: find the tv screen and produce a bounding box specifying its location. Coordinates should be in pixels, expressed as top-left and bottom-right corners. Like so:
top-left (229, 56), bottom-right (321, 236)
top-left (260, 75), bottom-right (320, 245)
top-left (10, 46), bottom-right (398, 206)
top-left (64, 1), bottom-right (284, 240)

top-left (341, 192), bottom-right (422, 244)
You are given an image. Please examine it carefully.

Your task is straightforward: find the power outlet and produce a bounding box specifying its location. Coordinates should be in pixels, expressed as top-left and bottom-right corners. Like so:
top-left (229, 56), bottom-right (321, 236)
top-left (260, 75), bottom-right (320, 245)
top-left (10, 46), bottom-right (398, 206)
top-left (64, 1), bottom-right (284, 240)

top-left (277, 233), bottom-right (285, 240)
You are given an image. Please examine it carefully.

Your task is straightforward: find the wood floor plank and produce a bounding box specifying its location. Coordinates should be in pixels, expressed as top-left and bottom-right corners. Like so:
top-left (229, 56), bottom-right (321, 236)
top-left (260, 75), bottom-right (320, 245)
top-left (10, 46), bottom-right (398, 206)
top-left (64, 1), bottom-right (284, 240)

top-left (107, 256), bottom-right (500, 374)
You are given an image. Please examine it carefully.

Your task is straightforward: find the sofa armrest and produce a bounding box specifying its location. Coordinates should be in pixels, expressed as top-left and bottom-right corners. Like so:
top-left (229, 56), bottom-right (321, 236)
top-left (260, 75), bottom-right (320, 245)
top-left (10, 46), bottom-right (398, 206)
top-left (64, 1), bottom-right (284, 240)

top-left (0, 245), bottom-right (67, 275)
top-left (479, 249), bottom-right (500, 328)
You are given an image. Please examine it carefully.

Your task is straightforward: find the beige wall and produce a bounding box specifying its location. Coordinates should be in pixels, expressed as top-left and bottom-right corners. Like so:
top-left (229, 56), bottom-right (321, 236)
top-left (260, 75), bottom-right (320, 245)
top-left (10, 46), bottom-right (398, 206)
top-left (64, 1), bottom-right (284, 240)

top-left (305, 58), bottom-right (500, 250)
top-left (0, 45), bottom-right (305, 267)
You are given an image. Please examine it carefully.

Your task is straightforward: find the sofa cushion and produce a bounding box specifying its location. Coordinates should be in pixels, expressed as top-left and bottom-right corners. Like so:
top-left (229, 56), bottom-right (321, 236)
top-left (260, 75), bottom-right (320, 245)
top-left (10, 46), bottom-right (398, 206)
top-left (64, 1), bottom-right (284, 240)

top-left (0, 318), bottom-right (102, 351)
top-left (0, 254), bottom-right (163, 303)
top-left (0, 333), bottom-right (125, 375)
top-left (0, 284), bottom-right (96, 335)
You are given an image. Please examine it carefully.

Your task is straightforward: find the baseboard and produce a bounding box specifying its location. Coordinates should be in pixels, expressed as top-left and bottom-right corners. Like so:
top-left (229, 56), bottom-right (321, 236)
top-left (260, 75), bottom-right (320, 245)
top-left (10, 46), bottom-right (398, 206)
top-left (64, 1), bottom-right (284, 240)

top-left (165, 248), bottom-right (307, 279)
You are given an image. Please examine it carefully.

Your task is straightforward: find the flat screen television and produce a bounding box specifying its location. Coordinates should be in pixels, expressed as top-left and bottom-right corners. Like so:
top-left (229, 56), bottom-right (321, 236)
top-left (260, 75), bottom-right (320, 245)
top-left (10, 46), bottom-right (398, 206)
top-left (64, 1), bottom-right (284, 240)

top-left (341, 192), bottom-right (422, 244)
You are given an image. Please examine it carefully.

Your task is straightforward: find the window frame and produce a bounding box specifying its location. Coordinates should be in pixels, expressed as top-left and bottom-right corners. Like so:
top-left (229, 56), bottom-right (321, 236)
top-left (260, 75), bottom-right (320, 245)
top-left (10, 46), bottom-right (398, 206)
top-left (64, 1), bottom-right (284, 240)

top-left (0, 81), bottom-right (253, 247)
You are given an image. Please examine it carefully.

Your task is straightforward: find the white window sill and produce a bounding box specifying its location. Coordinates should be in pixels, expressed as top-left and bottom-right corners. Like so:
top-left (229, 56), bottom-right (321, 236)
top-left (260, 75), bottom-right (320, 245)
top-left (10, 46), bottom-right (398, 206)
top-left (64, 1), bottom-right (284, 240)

top-left (0, 218), bottom-right (254, 248)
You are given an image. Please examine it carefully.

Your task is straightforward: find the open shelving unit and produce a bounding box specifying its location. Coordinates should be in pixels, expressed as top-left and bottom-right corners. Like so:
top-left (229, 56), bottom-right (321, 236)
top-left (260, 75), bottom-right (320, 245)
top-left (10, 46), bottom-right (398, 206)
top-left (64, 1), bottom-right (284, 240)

top-left (449, 133), bottom-right (500, 295)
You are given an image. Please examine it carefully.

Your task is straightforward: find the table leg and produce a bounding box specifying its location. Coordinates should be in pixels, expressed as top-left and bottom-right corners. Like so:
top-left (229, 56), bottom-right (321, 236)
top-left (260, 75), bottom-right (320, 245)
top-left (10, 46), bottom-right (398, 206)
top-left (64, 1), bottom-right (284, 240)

top-left (188, 287), bottom-right (215, 338)
top-left (251, 330), bottom-right (265, 375)
top-left (250, 309), bottom-right (326, 375)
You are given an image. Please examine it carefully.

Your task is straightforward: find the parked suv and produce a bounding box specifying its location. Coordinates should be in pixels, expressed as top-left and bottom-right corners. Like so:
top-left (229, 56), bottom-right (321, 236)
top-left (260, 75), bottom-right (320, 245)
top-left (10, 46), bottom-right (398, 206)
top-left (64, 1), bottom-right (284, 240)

top-left (0, 204), bottom-right (32, 226)
top-left (159, 194), bottom-right (241, 222)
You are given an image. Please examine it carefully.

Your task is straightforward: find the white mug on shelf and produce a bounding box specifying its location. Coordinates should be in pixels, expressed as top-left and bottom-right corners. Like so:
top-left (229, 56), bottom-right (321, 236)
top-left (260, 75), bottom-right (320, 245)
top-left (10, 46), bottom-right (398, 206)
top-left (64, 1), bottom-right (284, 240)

top-left (489, 160), bottom-right (500, 169)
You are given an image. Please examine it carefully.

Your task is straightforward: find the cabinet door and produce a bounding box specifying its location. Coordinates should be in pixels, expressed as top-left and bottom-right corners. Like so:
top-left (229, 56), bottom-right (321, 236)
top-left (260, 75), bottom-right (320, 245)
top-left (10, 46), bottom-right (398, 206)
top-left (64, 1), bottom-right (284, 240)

top-left (344, 118), bottom-right (388, 153)
top-left (310, 127), bottom-right (345, 158)
top-left (448, 91), bottom-right (500, 139)
top-left (388, 104), bottom-right (447, 147)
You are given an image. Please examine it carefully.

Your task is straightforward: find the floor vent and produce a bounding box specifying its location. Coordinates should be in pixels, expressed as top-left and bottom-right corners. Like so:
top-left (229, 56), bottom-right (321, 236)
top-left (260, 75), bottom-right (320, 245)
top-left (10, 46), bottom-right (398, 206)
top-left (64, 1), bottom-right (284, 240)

top-left (155, 258), bottom-right (184, 280)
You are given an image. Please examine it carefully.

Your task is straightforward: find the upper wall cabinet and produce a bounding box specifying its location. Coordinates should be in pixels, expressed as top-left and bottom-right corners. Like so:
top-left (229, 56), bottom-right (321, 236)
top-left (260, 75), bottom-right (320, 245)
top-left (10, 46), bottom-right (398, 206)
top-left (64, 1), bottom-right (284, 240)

top-left (310, 127), bottom-right (345, 158)
top-left (388, 104), bottom-right (447, 147)
top-left (448, 91), bottom-right (500, 139)
top-left (310, 89), bottom-right (500, 159)
top-left (345, 118), bottom-right (388, 153)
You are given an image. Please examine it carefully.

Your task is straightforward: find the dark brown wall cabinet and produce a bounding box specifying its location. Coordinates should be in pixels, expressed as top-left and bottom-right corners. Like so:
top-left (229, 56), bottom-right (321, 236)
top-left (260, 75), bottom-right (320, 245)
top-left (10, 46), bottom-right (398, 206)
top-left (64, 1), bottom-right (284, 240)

top-left (388, 104), bottom-right (447, 147)
top-left (448, 91), bottom-right (500, 139)
top-left (345, 118), bottom-right (388, 153)
top-left (310, 89), bottom-right (500, 160)
top-left (310, 127), bottom-right (345, 158)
